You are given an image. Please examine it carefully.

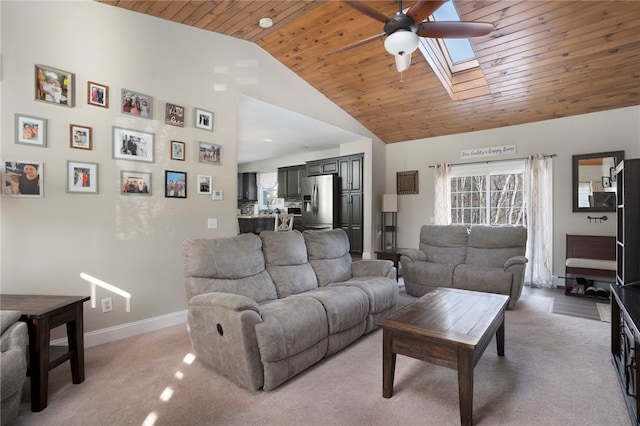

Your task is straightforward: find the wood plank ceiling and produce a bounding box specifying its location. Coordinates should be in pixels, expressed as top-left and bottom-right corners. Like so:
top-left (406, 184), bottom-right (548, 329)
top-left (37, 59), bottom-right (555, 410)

top-left (98, 1), bottom-right (640, 144)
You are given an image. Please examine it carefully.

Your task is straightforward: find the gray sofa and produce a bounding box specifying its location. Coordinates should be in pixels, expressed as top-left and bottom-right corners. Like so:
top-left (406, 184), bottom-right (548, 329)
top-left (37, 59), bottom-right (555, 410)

top-left (1, 310), bottom-right (27, 425)
top-left (401, 225), bottom-right (527, 309)
top-left (182, 228), bottom-right (398, 391)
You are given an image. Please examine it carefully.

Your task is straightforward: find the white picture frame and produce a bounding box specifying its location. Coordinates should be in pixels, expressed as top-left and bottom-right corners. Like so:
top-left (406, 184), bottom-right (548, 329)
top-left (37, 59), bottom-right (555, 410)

top-left (197, 175), bottom-right (212, 194)
top-left (194, 108), bottom-right (213, 131)
top-left (113, 126), bottom-right (154, 163)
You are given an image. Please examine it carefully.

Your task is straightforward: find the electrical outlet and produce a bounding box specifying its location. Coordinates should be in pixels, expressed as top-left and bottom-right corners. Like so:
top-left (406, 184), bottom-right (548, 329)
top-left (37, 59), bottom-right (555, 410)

top-left (101, 297), bottom-right (113, 313)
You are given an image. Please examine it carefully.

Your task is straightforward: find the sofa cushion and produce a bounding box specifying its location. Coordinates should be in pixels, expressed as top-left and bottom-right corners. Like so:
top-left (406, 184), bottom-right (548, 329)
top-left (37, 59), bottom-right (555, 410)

top-left (298, 287), bottom-right (368, 334)
top-left (404, 261), bottom-right (457, 291)
top-left (331, 277), bottom-right (397, 314)
top-left (260, 230), bottom-right (318, 298)
top-left (453, 264), bottom-right (513, 296)
top-left (419, 225), bottom-right (469, 265)
top-left (466, 225), bottom-right (527, 268)
top-left (255, 297), bottom-right (329, 390)
top-left (255, 297), bottom-right (328, 363)
top-left (182, 234), bottom-right (277, 303)
top-left (304, 229), bottom-right (352, 286)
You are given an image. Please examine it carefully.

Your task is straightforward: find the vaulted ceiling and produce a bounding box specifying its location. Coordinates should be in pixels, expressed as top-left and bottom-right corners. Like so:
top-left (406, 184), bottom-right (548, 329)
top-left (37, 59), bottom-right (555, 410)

top-left (98, 1), bottom-right (640, 145)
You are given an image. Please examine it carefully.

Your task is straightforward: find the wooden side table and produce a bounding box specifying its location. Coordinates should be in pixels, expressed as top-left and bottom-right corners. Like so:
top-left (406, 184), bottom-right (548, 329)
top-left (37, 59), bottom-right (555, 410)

top-left (375, 248), bottom-right (407, 282)
top-left (0, 294), bottom-right (90, 412)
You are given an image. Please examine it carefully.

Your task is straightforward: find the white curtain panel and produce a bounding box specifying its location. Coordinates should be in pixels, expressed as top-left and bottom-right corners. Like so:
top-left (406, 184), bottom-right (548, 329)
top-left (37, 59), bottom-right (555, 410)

top-left (433, 163), bottom-right (451, 225)
top-left (524, 155), bottom-right (554, 287)
top-left (257, 172), bottom-right (278, 190)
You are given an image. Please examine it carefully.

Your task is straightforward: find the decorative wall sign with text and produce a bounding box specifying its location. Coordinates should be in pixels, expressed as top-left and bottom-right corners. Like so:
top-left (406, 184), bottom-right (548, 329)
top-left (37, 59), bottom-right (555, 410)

top-left (461, 145), bottom-right (516, 160)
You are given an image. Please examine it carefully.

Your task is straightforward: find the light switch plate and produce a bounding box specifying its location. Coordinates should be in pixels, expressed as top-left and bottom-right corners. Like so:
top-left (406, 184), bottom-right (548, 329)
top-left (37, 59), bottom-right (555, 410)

top-left (207, 218), bottom-right (218, 229)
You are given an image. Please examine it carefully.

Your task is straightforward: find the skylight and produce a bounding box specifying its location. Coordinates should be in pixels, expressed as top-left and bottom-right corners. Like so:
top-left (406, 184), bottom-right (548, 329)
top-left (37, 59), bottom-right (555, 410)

top-left (432, 1), bottom-right (478, 69)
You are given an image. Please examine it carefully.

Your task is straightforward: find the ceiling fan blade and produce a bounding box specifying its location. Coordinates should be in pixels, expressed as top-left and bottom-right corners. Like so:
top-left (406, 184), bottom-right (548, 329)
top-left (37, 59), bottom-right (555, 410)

top-left (417, 21), bottom-right (494, 38)
top-left (407, 0), bottom-right (447, 24)
top-left (323, 32), bottom-right (385, 57)
top-left (341, 1), bottom-right (390, 23)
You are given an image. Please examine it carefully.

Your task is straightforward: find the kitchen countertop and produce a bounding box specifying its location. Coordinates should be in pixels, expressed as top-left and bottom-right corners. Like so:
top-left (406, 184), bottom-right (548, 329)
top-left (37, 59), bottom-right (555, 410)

top-left (238, 214), bottom-right (301, 219)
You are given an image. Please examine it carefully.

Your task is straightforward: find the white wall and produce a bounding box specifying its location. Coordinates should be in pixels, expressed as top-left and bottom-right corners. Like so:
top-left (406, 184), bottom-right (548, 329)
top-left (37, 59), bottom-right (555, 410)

top-left (386, 106), bottom-right (640, 279)
top-left (0, 1), bottom-right (380, 339)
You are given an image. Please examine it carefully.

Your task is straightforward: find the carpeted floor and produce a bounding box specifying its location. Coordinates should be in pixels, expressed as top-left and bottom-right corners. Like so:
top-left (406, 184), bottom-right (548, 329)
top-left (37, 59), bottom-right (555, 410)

top-left (13, 289), bottom-right (629, 426)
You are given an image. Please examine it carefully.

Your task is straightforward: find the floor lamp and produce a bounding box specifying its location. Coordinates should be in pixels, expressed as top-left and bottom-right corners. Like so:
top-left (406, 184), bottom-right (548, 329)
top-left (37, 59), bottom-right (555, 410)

top-left (381, 194), bottom-right (398, 251)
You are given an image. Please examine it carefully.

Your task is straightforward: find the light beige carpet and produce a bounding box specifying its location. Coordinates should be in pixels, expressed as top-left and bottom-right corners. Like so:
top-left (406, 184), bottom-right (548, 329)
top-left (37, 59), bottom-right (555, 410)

top-left (596, 302), bottom-right (612, 323)
top-left (13, 291), bottom-right (628, 426)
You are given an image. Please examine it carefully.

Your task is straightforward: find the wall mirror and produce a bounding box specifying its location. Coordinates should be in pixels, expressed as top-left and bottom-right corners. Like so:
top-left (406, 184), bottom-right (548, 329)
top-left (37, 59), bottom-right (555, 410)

top-left (572, 150), bottom-right (624, 212)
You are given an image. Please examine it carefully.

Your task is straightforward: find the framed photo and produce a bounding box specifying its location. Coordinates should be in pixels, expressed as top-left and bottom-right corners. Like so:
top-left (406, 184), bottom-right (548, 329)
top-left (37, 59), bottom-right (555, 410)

top-left (15, 114), bottom-right (47, 147)
top-left (198, 142), bottom-right (221, 165)
top-left (170, 140), bottom-right (185, 161)
top-left (70, 124), bottom-right (92, 150)
top-left (194, 108), bottom-right (213, 131)
top-left (165, 170), bottom-right (187, 198)
top-left (197, 175), bottom-right (212, 194)
top-left (35, 64), bottom-right (75, 107)
top-left (212, 190), bottom-right (223, 201)
top-left (166, 103), bottom-right (185, 127)
top-left (2, 160), bottom-right (43, 197)
top-left (397, 170), bottom-right (419, 195)
top-left (121, 89), bottom-right (152, 119)
top-left (113, 127), bottom-right (154, 163)
top-left (67, 161), bottom-right (98, 194)
top-left (120, 170), bottom-right (151, 195)
top-left (602, 176), bottom-right (611, 188)
top-left (87, 81), bottom-right (109, 108)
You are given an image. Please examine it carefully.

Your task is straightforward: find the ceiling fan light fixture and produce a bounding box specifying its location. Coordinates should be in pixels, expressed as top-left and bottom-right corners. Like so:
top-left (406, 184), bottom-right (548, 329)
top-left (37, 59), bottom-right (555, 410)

top-left (384, 30), bottom-right (419, 56)
top-left (394, 52), bottom-right (412, 72)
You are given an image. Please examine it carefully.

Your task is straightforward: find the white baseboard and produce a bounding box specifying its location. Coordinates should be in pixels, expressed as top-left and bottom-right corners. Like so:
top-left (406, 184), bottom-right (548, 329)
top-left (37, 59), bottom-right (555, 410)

top-left (552, 275), bottom-right (565, 288)
top-left (51, 309), bottom-right (188, 348)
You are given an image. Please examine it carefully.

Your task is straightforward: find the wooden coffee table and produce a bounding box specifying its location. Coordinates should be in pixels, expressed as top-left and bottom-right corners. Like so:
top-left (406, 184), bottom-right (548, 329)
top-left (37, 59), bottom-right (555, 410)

top-left (377, 288), bottom-right (509, 426)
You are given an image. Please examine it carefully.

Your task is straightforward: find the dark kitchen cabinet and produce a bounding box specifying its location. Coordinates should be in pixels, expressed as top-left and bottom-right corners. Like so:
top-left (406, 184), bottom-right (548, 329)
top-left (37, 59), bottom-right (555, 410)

top-left (307, 159), bottom-right (338, 176)
top-left (339, 155), bottom-right (362, 192)
top-left (278, 165), bottom-right (305, 198)
top-left (237, 172), bottom-right (257, 201)
top-left (306, 153), bottom-right (364, 256)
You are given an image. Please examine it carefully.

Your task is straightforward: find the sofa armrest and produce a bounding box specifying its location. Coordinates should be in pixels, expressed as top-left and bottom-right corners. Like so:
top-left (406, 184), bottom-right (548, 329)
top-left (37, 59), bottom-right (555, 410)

top-left (352, 259), bottom-right (395, 279)
top-left (504, 255), bottom-right (528, 271)
top-left (187, 292), bottom-right (264, 391)
top-left (400, 248), bottom-right (427, 263)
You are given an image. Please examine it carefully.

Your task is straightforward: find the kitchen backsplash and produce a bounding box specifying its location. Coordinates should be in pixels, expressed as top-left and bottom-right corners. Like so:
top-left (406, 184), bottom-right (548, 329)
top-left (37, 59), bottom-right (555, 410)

top-left (238, 199), bottom-right (302, 215)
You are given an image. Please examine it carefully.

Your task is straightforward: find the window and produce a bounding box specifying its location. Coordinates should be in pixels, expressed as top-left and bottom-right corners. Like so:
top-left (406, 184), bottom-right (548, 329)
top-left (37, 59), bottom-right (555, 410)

top-left (256, 171), bottom-right (280, 209)
top-left (416, 1), bottom-right (490, 101)
top-left (449, 161), bottom-right (525, 225)
top-left (431, 1), bottom-right (479, 72)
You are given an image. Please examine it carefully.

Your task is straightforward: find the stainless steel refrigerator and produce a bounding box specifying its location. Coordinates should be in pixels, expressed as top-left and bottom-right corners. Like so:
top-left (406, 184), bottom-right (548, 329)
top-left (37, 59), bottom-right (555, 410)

top-left (301, 174), bottom-right (339, 230)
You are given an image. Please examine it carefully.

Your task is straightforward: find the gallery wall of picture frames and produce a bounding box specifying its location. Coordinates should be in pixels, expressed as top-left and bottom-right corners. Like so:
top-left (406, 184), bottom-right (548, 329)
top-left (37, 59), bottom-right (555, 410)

top-left (3, 63), bottom-right (225, 200)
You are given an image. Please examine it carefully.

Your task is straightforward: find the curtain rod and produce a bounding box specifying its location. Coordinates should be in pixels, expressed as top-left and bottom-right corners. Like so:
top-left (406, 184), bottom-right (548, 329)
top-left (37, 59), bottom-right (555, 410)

top-left (428, 154), bottom-right (557, 168)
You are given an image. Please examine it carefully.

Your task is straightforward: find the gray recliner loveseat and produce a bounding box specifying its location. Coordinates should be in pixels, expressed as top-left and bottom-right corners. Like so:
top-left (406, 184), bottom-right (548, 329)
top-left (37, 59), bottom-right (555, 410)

top-left (182, 228), bottom-right (398, 391)
top-left (401, 225), bottom-right (527, 309)
top-left (1, 310), bottom-right (27, 425)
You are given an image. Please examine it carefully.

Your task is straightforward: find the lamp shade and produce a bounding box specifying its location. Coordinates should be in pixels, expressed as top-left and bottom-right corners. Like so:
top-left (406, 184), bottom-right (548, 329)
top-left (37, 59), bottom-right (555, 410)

top-left (382, 194), bottom-right (398, 213)
top-left (384, 30), bottom-right (419, 56)
top-left (394, 52), bottom-right (412, 72)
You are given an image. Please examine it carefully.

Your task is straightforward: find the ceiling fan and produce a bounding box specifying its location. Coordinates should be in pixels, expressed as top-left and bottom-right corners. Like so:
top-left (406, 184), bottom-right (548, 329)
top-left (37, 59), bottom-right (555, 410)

top-left (332, 0), bottom-right (494, 72)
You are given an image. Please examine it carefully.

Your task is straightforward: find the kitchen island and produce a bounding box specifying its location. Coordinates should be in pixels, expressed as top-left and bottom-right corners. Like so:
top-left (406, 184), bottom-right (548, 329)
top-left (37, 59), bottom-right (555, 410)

top-left (237, 214), bottom-right (302, 234)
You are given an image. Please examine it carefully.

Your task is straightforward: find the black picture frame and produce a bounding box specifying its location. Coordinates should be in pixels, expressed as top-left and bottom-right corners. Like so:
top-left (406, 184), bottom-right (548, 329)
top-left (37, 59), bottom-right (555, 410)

top-left (165, 170), bottom-right (187, 198)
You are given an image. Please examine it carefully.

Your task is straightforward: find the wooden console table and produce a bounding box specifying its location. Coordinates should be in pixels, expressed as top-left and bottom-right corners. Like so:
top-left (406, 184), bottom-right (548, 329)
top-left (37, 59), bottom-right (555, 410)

top-left (375, 248), bottom-right (407, 282)
top-left (0, 294), bottom-right (90, 412)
